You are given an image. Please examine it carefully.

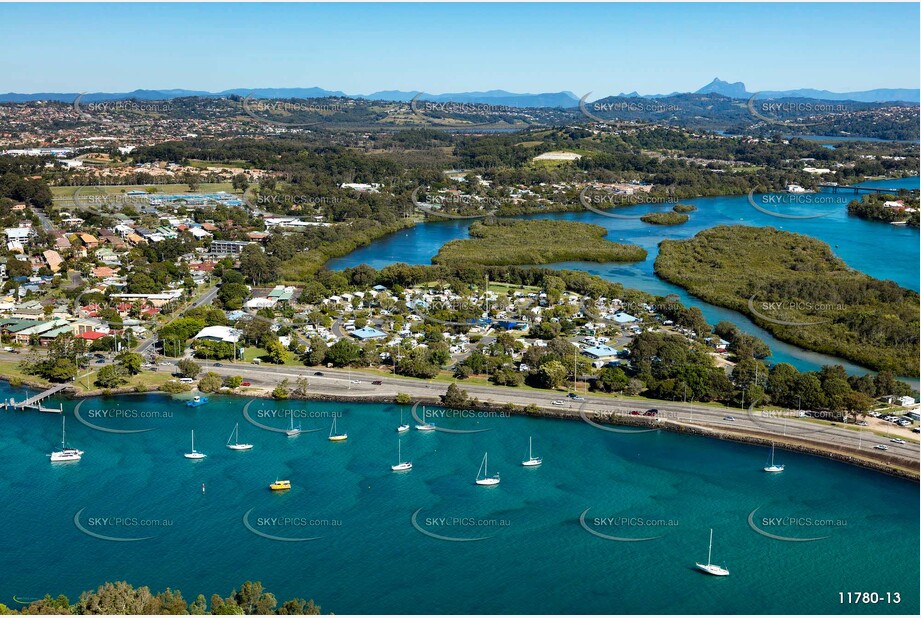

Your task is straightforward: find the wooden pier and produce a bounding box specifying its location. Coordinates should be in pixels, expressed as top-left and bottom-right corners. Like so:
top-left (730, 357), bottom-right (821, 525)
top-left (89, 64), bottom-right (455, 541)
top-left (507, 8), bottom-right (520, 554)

top-left (2, 383), bottom-right (69, 413)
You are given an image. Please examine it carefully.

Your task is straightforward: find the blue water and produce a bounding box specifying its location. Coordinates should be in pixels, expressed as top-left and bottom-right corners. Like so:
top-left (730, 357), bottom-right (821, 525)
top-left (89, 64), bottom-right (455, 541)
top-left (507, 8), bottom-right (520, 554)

top-left (1, 388), bottom-right (917, 614)
top-left (330, 177), bottom-right (920, 381)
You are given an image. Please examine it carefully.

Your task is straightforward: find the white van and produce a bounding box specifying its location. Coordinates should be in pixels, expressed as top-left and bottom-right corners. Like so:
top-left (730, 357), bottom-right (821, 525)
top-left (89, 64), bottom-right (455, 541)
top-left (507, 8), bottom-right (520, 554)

top-left (178, 377), bottom-right (195, 384)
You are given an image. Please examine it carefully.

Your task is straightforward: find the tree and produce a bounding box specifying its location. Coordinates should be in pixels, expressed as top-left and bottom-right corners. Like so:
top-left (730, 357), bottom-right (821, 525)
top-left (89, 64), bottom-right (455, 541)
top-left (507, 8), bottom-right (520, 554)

top-left (595, 366), bottom-right (629, 392)
top-left (537, 360), bottom-right (568, 389)
top-left (116, 352), bottom-right (144, 375)
top-left (223, 375), bottom-right (243, 389)
top-left (95, 364), bottom-right (128, 388)
top-left (264, 338), bottom-right (287, 365)
top-left (239, 244), bottom-right (277, 286)
top-left (177, 358), bottom-right (201, 379)
top-left (394, 393), bottom-right (412, 405)
top-left (324, 338), bottom-right (361, 367)
top-left (273, 378), bottom-right (290, 399)
top-left (198, 372), bottom-right (223, 393)
top-left (442, 382), bottom-right (469, 407)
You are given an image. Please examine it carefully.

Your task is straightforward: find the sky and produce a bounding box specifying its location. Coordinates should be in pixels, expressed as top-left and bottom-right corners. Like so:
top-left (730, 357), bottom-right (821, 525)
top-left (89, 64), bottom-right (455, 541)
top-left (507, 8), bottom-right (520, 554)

top-left (0, 2), bottom-right (918, 95)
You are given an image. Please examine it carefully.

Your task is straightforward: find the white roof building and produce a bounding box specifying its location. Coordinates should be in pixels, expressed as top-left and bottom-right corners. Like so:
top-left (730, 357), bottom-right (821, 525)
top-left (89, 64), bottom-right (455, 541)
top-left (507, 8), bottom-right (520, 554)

top-left (193, 325), bottom-right (242, 344)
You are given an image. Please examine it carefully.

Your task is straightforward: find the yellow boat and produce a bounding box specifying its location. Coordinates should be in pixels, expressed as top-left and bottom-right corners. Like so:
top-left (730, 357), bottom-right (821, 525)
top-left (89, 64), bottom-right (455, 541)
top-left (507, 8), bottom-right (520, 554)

top-left (269, 479), bottom-right (291, 491)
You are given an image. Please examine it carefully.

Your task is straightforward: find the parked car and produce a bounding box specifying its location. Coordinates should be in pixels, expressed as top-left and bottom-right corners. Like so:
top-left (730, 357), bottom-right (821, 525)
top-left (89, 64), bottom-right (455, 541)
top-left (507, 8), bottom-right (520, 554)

top-left (95, 359), bottom-right (106, 364)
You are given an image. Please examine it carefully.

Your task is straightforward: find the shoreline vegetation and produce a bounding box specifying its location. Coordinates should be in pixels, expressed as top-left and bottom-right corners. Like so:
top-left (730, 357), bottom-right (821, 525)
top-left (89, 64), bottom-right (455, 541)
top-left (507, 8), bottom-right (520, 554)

top-left (431, 219), bottom-right (647, 265)
top-left (3, 375), bottom-right (916, 481)
top-left (640, 211), bottom-right (690, 225)
top-left (655, 226), bottom-right (920, 376)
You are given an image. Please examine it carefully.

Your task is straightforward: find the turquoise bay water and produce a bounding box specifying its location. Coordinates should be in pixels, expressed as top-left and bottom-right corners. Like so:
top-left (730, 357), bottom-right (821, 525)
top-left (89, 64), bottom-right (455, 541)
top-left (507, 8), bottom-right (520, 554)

top-left (1, 386), bottom-right (917, 614)
top-left (330, 177), bottom-right (920, 381)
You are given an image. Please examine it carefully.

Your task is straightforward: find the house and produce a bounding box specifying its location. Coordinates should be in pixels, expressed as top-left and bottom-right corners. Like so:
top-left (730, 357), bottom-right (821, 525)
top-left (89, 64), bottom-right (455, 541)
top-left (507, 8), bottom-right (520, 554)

top-left (898, 396), bottom-right (916, 407)
top-left (209, 240), bottom-right (252, 255)
top-left (351, 326), bottom-right (387, 340)
top-left (612, 312), bottom-right (638, 324)
top-left (581, 345), bottom-right (620, 360)
top-left (193, 325), bottom-right (242, 344)
top-left (42, 250), bottom-right (64, 273)
top-left (78, 233), bottom-right (99, 249)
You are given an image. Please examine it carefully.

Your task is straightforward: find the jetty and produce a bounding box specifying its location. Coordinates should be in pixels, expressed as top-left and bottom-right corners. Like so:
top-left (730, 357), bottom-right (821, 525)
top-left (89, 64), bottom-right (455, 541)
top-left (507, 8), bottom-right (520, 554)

top-left (2, 383), bottom-right (68, 413)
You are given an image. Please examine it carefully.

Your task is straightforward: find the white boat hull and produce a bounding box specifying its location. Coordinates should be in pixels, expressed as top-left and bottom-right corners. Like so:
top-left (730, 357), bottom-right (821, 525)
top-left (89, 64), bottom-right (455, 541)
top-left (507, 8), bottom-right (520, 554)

top-left (397, 424), bottom-right (410, 433)
top-left (50, 450), bottom-right (83, 462)
top-left (184, 452), bottom-right (206, 460)
top-left (475, 477), bottom-right (500, 486)
top-left (328, 435), bottom-right (348, 442)
top-left (227, 444), bottom-right (254, 451)
top-left (415, 424), bottom-right (436, 431)
top-left (696, 563), bottom-right (730, 576)
top-left (522, 458), bottom-right (542, 467)
top-left (391, 462), bottom-right (413, 471)
top-left (285, 430), bottom-right (301, 437)
top-left (763, 465), bottom-right (784, 473)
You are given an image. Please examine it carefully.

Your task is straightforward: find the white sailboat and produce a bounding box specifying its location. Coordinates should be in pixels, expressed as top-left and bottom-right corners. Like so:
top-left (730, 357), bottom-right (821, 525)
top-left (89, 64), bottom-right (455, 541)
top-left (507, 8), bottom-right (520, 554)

top-left (695, 529), bottom-right (730, 576)
top-left (49, 416), bottom-right (83, 462)
top-left (391, 439), bottom-right (412, 471)
top-left (184, 430), bottom-right (206, 460)
top-left (415, 406), bottom-right (435, 431)
top-left (521, 436), bottom-right (542, 467)
top-left (226, 423), bottom-right (253, 451)
top-left (285, 413), bottom-right (301, 437)
top-left (396, 409), bottom-right (410, 433)
top-left (475, 452), bottom-right (500, 486)
top-left (763, 442), bottom-right (784, 473)
top-left (328, 416), bottom-right (348, 442)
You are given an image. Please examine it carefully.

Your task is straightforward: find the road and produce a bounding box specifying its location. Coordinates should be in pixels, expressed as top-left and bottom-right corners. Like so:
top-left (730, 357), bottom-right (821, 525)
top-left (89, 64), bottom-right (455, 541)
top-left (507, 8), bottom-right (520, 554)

top-left (135, 285), bottom-right (218, 356)
top-left (189, 360), bottom-right (920, 467)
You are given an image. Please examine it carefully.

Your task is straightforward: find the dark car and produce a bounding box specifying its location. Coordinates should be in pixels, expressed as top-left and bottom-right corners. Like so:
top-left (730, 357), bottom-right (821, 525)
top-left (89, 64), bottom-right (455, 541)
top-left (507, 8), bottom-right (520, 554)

top-left (214, 362), bottom-right (223, 367)
top-left (371, 380), bottom-right (383, 385)
top-left (646, 408), bottom-right (659, 414)
top-left (314, 371), bottom-right (324, 376)
top-left (95, 359), bottom-right (106, 364)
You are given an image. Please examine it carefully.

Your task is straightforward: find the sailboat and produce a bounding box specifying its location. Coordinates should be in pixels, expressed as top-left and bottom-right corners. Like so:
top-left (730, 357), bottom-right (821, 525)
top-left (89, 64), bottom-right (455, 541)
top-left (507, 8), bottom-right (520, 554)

top-left (184, 430), bottom-right (206, 459)
top-left (475, 452), bottom-right (500, 486)
top-left (521, 436), bottom-right (542, 467)
top-left (695, 529), bottom-right (730, 576)
top-left (49, 416), bottom-right (83, 462)
top-left (396, 409), bottom-right (410, 433)
top-left (391, 439), bottom-right (412, 471)
top-left (415, 406), bottom-right (436, 431)
top-left (328, 416), bottom-right (348, 442)
top-left (226, 423), bottom-right (254, 451)
top-left (285, 413), bottom-right (301, 437)
top-left (763, 442), bottom-right (784, 473)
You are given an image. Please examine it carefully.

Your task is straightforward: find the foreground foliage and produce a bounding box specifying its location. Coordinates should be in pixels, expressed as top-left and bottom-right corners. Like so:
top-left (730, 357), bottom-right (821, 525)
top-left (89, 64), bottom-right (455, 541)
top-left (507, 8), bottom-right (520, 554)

top-left (6, 580), bottom-right (319, 615)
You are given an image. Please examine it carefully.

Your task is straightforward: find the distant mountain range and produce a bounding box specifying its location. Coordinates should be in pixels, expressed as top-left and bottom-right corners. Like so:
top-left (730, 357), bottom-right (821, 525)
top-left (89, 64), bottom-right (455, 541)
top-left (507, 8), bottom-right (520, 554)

top-left (0, 79), bottom-right (916, 105)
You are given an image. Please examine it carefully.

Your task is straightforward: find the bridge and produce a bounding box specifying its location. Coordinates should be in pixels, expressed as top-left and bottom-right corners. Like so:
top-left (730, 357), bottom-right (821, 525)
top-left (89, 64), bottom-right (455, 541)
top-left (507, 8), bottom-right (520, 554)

top-left (818, 183), bottom-right (920, 195)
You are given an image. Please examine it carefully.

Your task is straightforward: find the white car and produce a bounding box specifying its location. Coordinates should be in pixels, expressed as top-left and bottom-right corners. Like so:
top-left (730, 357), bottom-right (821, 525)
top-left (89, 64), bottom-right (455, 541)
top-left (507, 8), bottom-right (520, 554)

top-left (723, 416), bottom-right (736, 421)
top-left (551, 400), bottom-right (565, 406)
top-left (350, 380), bottom-right (362, 384)
top-left (2, 346), bottom-right (13, 352)
top-left (874, 444), bottom-right (889, 451)
top-left (890, 438), bottom-right (906, 445)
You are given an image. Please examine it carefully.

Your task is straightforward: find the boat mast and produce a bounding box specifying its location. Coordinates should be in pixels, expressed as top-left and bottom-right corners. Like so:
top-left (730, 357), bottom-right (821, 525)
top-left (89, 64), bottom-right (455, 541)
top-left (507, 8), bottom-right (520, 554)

top-left (707, 529), bottom-right (713, 565)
